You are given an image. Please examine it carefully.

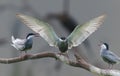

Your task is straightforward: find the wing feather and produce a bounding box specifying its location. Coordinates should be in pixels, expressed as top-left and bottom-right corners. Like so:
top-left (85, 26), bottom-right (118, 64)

top-left (67, 15), bottom-right (106, 49)
top-left (16, 14), bottom-right (59, 47)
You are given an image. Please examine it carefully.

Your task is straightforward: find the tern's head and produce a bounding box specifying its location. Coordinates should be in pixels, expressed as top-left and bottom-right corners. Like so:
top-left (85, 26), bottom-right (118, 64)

top-left (59, 37), bottom-right (67, 43)
top-left (26, 33), bottom-right (39, 39)
top-left (60, 37), bottom-right (66, 40)
top-left (100, 43), bottom-right (109, 50)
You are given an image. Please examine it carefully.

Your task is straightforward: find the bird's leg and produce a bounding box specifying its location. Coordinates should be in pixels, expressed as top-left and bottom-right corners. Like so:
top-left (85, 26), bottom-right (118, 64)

top-left (24, 51), bottom-right (27, 55)
top-left (19, 51), bottom-right (23, 56)
top-left (108, 64), bottom-right (110, 70)
top-left (19, 51), bottom-right (27, 58)
top-left (107, 64), bottom-right (113, 70)
top-left (110, 64), bottom-right (113, 69)
top-left (19, 51), bottom-right (24, 59)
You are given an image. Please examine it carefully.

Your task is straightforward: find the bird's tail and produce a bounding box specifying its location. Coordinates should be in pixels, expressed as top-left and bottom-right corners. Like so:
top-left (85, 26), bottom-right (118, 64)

top-left (118, 57), bottom-right (120, 61)
top-left (117, 57), bottom-right (120, 64)
top-left (11, 35), bottom-right (15, 43)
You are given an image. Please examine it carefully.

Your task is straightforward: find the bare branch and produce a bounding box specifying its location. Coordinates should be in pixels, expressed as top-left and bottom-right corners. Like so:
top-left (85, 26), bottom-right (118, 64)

top-left (0, 52), bottom-right (56, 64)
top-left (0, 52), bottom-right (120, 76)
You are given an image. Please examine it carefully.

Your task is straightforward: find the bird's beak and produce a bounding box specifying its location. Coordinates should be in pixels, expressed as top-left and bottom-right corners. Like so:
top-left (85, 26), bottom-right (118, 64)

top-left (35, 33), bottom-right (40, 37)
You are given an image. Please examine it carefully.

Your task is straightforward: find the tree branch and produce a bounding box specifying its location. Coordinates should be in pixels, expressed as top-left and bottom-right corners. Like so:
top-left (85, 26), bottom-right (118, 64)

top-left (0, 52), bottom-right (57, 64)
top-left (0, 52), bottom-right (120, 76)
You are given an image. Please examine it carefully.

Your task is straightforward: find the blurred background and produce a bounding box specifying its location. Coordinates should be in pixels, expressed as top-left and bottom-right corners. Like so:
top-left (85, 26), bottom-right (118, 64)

top-left (0, 0), bottom-right (120, 76)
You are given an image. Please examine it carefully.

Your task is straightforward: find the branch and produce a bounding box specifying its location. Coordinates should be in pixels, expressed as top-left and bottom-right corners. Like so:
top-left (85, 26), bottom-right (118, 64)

top-left (0, 52), bottom-right (120, 76)
top-left (0, 52), bottom-right (57, 64)
top-left (74, 53), bottom-right (120, 76)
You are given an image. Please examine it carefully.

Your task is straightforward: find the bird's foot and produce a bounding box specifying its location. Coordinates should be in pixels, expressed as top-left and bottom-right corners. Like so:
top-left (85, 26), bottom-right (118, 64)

top-left (106, 64), bottom-right (113, 70)
top-left (19, 51), bottom-right (28, 59)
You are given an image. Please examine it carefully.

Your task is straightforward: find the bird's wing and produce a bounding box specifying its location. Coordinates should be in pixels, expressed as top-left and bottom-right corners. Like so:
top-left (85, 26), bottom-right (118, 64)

top-left (13, 38), bottom-right (26, 45)
top-left (11, 36), bottom-right (25, 45)
top-left (67, 15), bottom-right (106, 49)
top-left (105, 51), bottom-right (120, 61)
top-left (11, 38), bottom-right (26, 50)
top-left (16, 14), bottom-right (59, 47)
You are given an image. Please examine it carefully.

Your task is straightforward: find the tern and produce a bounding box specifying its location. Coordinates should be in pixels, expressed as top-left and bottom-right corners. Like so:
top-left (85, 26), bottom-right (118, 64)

top-left (16, 13), bottom-right (105, 54)
top-left (11, 33), bottom-right (39, 54)
top-left (100, 43), bottom-right (120, 69)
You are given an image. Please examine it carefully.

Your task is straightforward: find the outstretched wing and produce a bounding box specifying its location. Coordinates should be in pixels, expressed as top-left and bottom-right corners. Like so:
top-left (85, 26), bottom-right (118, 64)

top-left (16, 14), bottom-right (59, 47)
top-left (67, 15), bottom-right (106, 49)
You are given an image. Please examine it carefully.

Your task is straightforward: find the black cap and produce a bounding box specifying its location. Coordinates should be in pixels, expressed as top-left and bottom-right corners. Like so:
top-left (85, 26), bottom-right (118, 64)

top-left (26, 33), bottom-right (35, 38)
top-left (60, 37), bottom-right (66, 40)
top-left (103, 43), bottom-right (109, 50)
